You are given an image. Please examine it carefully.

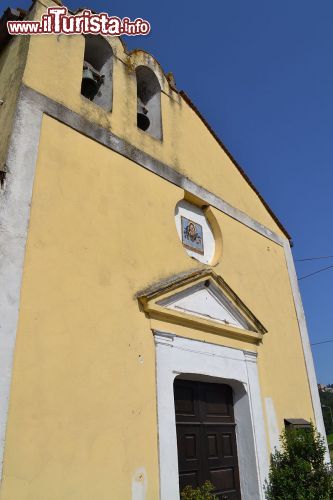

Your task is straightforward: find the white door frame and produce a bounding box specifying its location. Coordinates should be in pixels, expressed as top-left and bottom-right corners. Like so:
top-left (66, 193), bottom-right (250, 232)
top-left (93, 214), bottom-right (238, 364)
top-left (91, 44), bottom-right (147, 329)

top-left (154, 331), bottom-right (269, 500)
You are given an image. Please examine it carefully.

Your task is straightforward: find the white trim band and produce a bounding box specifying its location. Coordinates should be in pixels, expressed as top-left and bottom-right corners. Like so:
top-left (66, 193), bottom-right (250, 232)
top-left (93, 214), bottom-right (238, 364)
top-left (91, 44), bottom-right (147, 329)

top-left (283, 242), bottom-right (330, 461)
top-left (0, 92), bottom-right (43, 479)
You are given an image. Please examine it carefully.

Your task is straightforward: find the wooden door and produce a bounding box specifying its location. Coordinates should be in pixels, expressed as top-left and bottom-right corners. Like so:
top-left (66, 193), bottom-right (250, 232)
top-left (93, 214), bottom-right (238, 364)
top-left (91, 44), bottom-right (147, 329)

top-left (174, 379), bottom-right (241, 500)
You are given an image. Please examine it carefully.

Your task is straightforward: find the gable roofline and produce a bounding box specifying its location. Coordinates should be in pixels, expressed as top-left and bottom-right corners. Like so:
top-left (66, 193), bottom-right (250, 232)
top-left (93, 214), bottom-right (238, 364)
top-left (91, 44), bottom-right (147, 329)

top-left (0, 2), bottom-right (291, 242)
top-left (180, 91), bottom-right (292, 242)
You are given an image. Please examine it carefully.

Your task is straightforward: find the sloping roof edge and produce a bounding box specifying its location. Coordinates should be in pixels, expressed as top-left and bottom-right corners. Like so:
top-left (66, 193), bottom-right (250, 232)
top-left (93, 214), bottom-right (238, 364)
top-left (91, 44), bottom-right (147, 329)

top-left (180, 90), bottom-right (291, 242)
top-left (0, 1), bottom-right (291, 242)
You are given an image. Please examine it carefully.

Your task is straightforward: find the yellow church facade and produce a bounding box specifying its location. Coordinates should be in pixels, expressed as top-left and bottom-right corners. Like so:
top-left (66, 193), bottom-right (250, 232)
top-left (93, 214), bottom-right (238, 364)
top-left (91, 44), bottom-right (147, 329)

top-left (0, 1), bottom-right (328, 499)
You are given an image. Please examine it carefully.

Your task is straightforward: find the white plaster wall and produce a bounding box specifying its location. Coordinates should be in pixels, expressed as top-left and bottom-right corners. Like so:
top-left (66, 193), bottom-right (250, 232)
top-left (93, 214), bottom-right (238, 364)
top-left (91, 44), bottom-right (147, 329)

top-left (0, 92), bottom-right (42, 480)
top-left (265, 397), bottom-right (280, 452)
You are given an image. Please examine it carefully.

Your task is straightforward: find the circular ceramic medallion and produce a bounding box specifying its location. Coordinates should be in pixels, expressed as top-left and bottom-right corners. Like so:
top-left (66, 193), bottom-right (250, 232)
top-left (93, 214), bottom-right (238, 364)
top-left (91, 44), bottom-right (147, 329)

top-left (175, 200), bottom-right (218, 265)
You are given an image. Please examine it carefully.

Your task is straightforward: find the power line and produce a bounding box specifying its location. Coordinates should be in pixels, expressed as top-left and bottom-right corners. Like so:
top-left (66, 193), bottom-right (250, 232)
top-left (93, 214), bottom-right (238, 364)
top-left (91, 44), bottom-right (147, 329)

top-left (296, 255), bottom-right (333, 262)
top-left (311, 339), bottom-right (333, 346)
top-left (298, 264), bottom-right (333, 281)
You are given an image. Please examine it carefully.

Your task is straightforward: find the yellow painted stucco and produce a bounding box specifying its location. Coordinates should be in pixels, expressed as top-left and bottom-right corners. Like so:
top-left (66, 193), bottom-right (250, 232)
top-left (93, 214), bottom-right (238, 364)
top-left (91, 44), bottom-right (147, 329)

top-left (21, 0), bottom-right (287, 238)
top-left (0, 2), bottom-right (316, 498)
top-left (0, 115), bottom-right (313, 499)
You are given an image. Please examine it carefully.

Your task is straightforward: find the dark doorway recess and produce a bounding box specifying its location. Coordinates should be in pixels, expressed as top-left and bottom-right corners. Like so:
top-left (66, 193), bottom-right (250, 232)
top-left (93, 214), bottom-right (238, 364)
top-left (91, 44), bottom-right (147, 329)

top-left (174, 379), bottom-right (241, 500)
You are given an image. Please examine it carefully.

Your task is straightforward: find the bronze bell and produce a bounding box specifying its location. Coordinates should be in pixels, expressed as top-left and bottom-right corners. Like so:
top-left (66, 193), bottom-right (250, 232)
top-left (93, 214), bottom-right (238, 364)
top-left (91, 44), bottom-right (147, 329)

top-left (81, 62), bottom-right (100, 101)
top-left (137, 99), bottom-right (150, 131)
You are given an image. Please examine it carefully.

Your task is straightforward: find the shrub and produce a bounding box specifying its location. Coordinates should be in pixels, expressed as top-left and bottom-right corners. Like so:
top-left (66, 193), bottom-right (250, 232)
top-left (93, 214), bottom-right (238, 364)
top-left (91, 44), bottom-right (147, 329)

top-left (181, 480), bottom-right (217, 500)
top-left (265, 423), bottom-right (333, 499)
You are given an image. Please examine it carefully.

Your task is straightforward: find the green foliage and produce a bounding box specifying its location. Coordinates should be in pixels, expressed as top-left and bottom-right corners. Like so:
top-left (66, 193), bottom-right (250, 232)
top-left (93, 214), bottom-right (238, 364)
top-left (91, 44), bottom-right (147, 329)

top-left (265, 423), bottom-right (333, 500)
top-left (180, 480), bottom-right (217, 500)
top-left (327, 433), bottom-right (333, 446)
top-left (319, 390), bottom-right (333, 435)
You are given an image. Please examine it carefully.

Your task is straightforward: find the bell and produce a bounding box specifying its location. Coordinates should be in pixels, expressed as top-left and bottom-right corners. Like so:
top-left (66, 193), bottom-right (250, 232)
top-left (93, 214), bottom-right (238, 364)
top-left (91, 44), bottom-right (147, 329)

top-left (137, 99), bottom-right (150, 131)
top-left (137, 112), bottom-right (150, 131)
top-left (81, 65), bottom-right (99, 101)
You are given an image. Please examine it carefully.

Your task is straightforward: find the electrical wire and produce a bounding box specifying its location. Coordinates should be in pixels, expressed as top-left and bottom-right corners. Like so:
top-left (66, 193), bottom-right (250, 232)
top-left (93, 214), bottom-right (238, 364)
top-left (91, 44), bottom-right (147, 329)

top-left (296, 257), bottom-right (333, 345)
top-left (296, 255), bottom-right (333, 262)
top-left (298, 264), bottom-right (333, 281)
top-left (311, 339), bottom-right (333, 346)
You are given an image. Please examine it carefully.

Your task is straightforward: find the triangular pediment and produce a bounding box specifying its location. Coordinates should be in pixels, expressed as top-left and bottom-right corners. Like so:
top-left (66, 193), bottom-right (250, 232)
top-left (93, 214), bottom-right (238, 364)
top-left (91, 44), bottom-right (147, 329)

top-left (157, 281), bottom-right (251, 330)
top-left (137, 270), bottom-right (267, 342)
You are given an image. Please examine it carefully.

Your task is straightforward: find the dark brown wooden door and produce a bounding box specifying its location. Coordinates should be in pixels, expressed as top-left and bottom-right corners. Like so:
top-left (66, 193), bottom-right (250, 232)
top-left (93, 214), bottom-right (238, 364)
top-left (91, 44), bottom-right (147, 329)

top-left (174, 379), bottom-right (241, 500)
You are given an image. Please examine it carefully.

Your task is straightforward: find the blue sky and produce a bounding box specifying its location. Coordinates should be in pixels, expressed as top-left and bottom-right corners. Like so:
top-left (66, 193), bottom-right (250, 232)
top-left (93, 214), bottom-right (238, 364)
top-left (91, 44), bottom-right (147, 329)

top-left (2, 0), bottom-right (333, 383)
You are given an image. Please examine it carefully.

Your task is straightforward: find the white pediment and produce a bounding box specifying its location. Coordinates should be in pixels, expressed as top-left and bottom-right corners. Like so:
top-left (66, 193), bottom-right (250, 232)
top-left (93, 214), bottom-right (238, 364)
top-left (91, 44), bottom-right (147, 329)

top-left (157, 281), bottom-right (252, 331)
top-left (137, 270), bottom-right (267, 341)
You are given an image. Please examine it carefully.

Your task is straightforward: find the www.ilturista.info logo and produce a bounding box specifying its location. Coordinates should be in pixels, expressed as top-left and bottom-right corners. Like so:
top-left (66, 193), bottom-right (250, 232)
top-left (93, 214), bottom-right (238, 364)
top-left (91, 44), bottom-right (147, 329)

top-left (7, 7), bottom-right (151, 36)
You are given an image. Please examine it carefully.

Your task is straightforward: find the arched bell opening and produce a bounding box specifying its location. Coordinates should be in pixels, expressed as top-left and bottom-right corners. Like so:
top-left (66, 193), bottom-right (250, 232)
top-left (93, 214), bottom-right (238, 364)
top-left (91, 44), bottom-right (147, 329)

top-left (81, 35), bottom-right (113, 112)
top-left (136, 66), bottom-right (162, 140)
